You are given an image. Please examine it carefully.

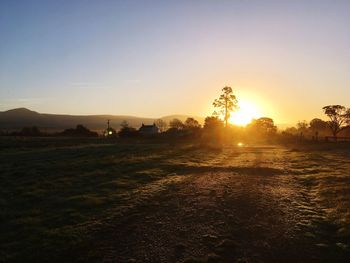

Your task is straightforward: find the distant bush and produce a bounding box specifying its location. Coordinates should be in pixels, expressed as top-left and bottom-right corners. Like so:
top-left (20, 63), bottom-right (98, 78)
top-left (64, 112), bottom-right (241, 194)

top-left (169, 118), bottom-right (184, 130)
top-left (201, 116), bottom-right (225, 145)
top-left (11, 126), bottom-right (43, 136)
top-left (203, 116), bottom-right (224, 131)
top-left (118, 127), bottom-right (139, 138)
top-left (59, 125), bottom-right (98, 137)
top-left (163, 127), bottom-right (196, 139)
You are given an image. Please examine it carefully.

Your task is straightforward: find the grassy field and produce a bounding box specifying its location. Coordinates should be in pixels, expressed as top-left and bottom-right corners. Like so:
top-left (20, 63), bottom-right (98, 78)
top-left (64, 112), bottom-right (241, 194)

top-left (0, 137), bottom-right (349, 262)
top-left (0, 137), bottom-right (218, 262)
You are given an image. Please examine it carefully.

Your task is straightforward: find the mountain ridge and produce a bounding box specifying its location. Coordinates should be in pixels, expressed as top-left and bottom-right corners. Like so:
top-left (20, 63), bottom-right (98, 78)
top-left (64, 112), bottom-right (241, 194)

top-left (0, 108), bottom-right (291, 132)
top-left (0, 108), bottom-right (205, 132)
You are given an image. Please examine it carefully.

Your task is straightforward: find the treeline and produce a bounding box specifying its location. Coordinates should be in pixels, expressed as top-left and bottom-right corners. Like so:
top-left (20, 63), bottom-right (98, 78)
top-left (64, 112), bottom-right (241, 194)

top-left (1, 97), bottom-right (349, 144)
top-left (0, 116), bottom-right (276, 143)
top-left (0, 125), bottom-right (98, 137)
top-left (283, 105), bottom-right (350, 140)
top-left (116, 116), bottom-right (279, 145)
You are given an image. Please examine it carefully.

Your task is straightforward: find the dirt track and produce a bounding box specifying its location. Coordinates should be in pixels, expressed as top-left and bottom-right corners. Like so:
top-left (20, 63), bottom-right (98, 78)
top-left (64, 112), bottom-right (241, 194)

top-left (88, 146), bottom-right (349, 263)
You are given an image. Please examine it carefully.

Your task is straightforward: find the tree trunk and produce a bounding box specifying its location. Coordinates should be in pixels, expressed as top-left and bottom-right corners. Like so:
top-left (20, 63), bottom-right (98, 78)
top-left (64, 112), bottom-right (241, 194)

top-left (332, 129), bottom-right (338, 141)
top-left (224, 99), bottom-right (228, 128)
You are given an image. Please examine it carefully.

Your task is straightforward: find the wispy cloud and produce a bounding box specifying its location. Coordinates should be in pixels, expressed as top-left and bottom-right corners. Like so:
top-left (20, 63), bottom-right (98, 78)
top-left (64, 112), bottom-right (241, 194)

top-left (69, 82), bottom-right (111, 89)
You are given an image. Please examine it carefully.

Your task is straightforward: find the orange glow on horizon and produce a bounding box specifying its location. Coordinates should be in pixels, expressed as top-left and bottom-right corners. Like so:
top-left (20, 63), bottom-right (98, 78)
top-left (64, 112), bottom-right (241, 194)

top-left (229, 100), bottom-right (261, 126)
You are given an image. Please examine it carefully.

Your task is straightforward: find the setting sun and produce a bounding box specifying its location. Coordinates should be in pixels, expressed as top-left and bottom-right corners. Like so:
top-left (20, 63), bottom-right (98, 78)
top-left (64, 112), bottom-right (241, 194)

top-left (229, 100), bottom-right (261, 126)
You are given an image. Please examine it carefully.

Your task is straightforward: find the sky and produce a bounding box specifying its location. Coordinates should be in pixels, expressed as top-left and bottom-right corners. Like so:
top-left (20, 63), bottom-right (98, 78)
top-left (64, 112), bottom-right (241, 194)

top-left (1, 0), bottom-right (350, 125)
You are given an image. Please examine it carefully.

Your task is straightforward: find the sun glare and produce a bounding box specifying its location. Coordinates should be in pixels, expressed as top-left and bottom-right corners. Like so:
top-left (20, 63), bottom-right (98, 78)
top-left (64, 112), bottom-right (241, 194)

top-left (229, 100), bottom-right (261, 126)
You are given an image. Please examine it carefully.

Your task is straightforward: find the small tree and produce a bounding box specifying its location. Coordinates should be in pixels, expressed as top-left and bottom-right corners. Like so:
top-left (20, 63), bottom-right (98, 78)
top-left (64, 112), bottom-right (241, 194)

top-left (248, 117), bottom-right (277, 137)
top-left (309, 118), bottom-right (327, 131)
top-left (169, 118), bottom-right (184, 130)
top-left (20, 126), bottom-right (42, 136)
top-left (184, 117), bottom-right (201, 129)
top-left (118, 127), bottom-right (138, 138)
top-left (309, 118), bottom-right (328, 135)
top-left (284, 126), bottom-right (298, 135)
top-left (120, 120), bottom-right (129, 129)
top-left (322, 105), bottom-right (349, 138)
top-left (202, 116), bottom-right (225, 145)
top-left (204, 116), bottom-right (224, 130)
top-left (60, 125), bottom-right (98, 137)
top-left (118, 120), bottom-right (138, 137)
top-left (213, 86), bottom-right (238, 127)
top-left (183, 117), bottom-right (201, 137)
top-left (155, 119), bottom-right (168, 132)
top-left (296, 120), bottom-right (309, 132)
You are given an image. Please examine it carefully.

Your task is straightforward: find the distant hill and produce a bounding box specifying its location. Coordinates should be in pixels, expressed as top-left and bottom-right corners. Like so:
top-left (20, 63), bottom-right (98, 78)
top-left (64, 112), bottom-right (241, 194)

top-left (0, 108), bottom-right (205, 133)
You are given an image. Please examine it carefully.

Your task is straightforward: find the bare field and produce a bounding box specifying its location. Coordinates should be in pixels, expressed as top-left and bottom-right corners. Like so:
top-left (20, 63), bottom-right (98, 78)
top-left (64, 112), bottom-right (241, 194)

top-left (0, 138), bottom-right (349, 262)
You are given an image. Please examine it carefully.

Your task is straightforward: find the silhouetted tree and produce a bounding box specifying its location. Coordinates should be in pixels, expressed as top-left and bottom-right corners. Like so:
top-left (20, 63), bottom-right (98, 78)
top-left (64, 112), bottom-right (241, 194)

top-left (204, 116), bottom-right (224, 130)
top-left (118, 126), bottom-right (138, 138)
top-left (322, 105), bottom-right (350, 138)
top-left (183, 117), bottom-right (201, 137)
top-left (248, 117), bottom-right (277, 137)
top-left (283, 126), bottom-right (298, 135)
top-left (169, 118), bottom-right (184, 130)
top-left (118, 120), bottom-right (139, 137)
top-left (309, 118), bottom-right (328, 139)
top-left (60, 125), bottom-right (98, 137)
top-left (202, 116), bottom-right (225, 145)
top-left (213, 86), bottom-right (238, 127)
top-left (345, 108), bottom-right (350, 126)
top-left (309, 118), bottom-right (327, 131)
top-left (281, 126), bottom-right (298, 142)
top-left (184, 117), bottom-right (201, 129)
top-left (296, 120), bottom-right (309, 132)
top-left (155, 119), bottom-right (168, 132)
top-left (120, 120), bottom-right (129, 129)
top-left (19, 126), bottom-right (42, 136)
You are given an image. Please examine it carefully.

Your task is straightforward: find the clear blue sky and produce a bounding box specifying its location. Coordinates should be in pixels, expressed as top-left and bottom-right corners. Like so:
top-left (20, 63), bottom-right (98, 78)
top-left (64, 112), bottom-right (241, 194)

top-left (1, 0), bottom-right (349, 124)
